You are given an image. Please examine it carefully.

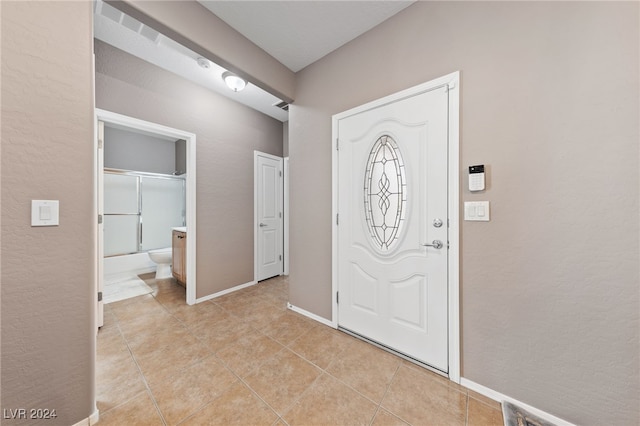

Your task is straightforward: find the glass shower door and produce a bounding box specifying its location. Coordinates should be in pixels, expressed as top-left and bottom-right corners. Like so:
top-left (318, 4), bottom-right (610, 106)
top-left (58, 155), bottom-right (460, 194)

top-left (140, 176), bottom-right (185, 251)
top-left (103, 173), bottom-right (140, 256)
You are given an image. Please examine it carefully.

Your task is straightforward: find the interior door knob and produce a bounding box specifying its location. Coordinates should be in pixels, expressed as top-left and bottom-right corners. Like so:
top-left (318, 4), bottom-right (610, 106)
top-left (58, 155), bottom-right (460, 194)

top-left (259, 223), bottom-right (267, 227)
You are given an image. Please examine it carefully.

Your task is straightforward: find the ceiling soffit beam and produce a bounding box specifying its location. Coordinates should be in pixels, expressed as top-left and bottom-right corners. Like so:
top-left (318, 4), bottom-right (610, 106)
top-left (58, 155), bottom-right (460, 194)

top-left (106, 0), bottom-right (295, 103)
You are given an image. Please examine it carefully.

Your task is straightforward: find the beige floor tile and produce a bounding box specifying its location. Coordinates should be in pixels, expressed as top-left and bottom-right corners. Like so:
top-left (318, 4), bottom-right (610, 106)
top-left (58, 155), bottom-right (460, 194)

top-left (97, 327), bottom-right (130, 360)
top-left (257, 276), bottom-right (288, 294)
top-left (117, 307), bottom-right (174, 338)
top-left (98, 276), bottom-right (481, 426)
top-left (326, 339), bottom-right (401, 403)
top-left (214, 290), bottom-right (264, 313)
top-left (243, 302), bottom-right (288, 327)
top-left (99, 307), bottom-right (120, 335)
top-left (127, 321), bottom-right (200, 358)
top-left (191, 314), bottom-right (260, 353)
top-left (254, 286), bottom-right (288, 308)
top-left (468, 389), bottom-right (502, 410)
top-left (96, 336), bottom-right (146, 412)
top-left (371, 408), bottom-right (410, 425)
top-left (172, 301), bottom-right (230, 327)
top-left (402, 359), bottom-right (467, 392)
top-left (288, 325), bottom-right (353, 369)
top-left (110, 294), bottom-right (166, 322)
top-left (97, 390), bottom-right (163, 426)
top-left (244, 348), bottom-right (322, 415)
top-left (96, 324), bottom-right (148, 413)
top-left (96, 347), bottom-right (139, 387)
top-left (148, 275), bottom-right (179, 294)
top-left (150, 355), bottom-right (238, 425)
top-left (180, 382), bottom-right (278, 426)
top-left (97, 365), bottom-right (147, 414)
top-left (261, 311), bottom-right (315, 346)
top-left (216, 333), bottom-right (284, 378)
top-left (154, 287), bottom-right (188, 311)
top-left (467, 396), bottom-right (504, 426)
top-left (282, 373), bottom-right (377, 426)
top-left (381, 365), bottom-right (467, 425)
top-left (135, 337), bottom-right (212, 385)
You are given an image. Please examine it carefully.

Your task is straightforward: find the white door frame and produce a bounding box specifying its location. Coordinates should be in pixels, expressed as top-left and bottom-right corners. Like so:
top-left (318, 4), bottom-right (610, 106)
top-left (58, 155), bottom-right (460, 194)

top-left (283, 157), bottom-right (290, 276)
top-left (331, 71), bottom-right (460, 382)
top-left (254, 151), bottom-right (284, 282)
top-left (95, 109), bottom-right (198, 305)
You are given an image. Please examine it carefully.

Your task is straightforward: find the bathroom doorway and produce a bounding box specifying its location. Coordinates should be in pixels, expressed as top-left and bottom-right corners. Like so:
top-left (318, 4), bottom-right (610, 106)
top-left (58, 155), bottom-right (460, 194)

top-left (95, 109), bottom-right (197, 327)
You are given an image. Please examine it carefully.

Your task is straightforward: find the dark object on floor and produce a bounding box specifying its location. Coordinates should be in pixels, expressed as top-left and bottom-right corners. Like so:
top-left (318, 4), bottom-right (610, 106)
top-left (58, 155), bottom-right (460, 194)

top-left (502, 401), bottom-right (558, 426)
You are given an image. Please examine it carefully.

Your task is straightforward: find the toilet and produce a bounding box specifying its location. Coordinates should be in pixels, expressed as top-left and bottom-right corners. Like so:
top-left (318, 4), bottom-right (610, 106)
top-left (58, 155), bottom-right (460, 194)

top-left (147, 247), bottom-right (173, 279)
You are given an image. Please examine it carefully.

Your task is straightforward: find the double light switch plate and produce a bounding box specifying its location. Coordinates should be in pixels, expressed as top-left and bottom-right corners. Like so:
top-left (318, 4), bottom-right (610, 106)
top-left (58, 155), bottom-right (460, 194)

top-left (464, 201), bottom-right (490, 221)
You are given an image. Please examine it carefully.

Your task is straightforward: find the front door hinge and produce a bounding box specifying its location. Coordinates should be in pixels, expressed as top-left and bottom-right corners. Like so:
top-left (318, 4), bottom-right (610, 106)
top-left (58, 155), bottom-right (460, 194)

top-left (98, 291), bottom-right (103, 302)
top-left (336, 138), bottom-right (339, 151)
top-left (98, 214), bottom-right (103, 224)
top-left (279, 255), bottom-right (282, 261)
top-left (336, 213), bottom-right (339, 225)
top-left (336, 291), bottom-right (339, 304)
top-left (279, 170), bottom-right (282, 177)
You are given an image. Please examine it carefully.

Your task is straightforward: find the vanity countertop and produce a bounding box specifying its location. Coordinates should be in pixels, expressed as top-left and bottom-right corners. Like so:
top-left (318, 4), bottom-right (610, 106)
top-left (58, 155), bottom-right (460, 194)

top-left (172, 227), bottom-right (187, 233)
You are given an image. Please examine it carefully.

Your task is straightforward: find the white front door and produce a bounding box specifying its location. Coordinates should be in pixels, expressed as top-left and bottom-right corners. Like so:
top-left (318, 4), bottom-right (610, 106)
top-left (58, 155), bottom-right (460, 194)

top-left (335, 83), bottom-right (450, 372)
top-left (255, 152), bottom-right (283, 281)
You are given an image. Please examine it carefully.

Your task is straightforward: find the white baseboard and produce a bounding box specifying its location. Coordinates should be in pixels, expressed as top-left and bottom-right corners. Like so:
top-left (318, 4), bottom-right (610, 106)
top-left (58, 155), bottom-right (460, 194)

top-left (71, 409), bottom-right (99, 426)
top-left (461, 378), bottom-right (575, 426)
top-left (89, 410), bottom-right (99, 426)
top-left (287, 303), bottom-right (335, 327)
top-left (195, 280), bottom-right (257, 303)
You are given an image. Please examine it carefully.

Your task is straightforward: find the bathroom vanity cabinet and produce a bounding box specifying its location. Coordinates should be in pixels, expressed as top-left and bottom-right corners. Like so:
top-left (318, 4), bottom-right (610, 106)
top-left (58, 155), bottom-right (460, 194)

top-left (172, 230), bottom-right (186, 286)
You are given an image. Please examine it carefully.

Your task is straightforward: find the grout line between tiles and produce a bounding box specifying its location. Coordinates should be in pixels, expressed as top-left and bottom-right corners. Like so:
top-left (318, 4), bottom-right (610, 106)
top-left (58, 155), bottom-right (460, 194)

top-left (368, 362), bottom-right (402, 425)
top-left (101, 276), bottom-right (483, 426)
top-left (106, 304), bottom-right (169, 426)
top-left (465, 392), bottom-right (470, 426)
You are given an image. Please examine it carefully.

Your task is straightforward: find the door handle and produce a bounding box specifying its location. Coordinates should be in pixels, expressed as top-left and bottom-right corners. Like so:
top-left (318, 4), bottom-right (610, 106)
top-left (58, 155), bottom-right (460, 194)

top-left (422, 240), bottom-right (443, 249)
top-left (259, 223), bottom-right (268, 227)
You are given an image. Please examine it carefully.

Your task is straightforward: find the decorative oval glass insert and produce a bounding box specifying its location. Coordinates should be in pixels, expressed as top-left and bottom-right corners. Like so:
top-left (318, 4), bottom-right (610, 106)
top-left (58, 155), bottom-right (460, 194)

top-left (364, 135), bottom-right (407, 251)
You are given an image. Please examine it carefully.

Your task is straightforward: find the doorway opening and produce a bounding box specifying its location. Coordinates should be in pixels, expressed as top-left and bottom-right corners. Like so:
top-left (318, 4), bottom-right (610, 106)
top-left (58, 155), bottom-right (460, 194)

top-left (95, 109), bottom-right (197, 327)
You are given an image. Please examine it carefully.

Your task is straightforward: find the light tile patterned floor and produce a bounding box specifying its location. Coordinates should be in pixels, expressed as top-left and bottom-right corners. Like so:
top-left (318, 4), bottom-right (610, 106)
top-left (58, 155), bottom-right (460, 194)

top-left (97, 275), bottom-right (504, 425)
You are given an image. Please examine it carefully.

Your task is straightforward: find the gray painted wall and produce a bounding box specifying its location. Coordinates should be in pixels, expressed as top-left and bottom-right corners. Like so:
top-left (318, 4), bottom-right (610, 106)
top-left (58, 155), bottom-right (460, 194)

top-left (95, 40), bottom-right (283, 298)
top-left (1, 2), bottom-right (95, 424)
top-left (2, 2), bottom-right (638, 425)
top-left (104, 126), bottom-right (177, 175)
top-left (289, 2), bottom-right (639, 425)
top-left (176, 139), bottom-right (187, 175)
top-left (283, 121), bottom-right (289, 158)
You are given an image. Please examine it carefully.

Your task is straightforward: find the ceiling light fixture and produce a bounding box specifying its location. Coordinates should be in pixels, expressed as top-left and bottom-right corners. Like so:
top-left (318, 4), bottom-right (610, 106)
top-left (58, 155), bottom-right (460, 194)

top-left (222, 71), bottom-right (247, 92)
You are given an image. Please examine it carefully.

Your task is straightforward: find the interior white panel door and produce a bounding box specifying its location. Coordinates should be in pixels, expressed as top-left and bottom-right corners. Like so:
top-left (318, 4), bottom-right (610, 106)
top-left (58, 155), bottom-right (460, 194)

top-left (337, 86), bottom-right (449, 371)
top-left (256, 153), bottom-right (283, 281)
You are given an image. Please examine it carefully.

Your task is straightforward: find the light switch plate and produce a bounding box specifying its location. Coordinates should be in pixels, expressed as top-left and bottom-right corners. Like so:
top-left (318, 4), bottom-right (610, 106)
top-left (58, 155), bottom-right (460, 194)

top-left (32, 200), bottom-right (59, 226)
top-left (464, 201), bottom-right (490, 221)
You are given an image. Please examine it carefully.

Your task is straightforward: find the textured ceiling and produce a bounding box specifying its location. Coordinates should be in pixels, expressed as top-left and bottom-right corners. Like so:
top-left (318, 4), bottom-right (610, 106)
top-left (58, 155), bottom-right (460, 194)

top-left (198, 1), bottom-right (415, 72)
